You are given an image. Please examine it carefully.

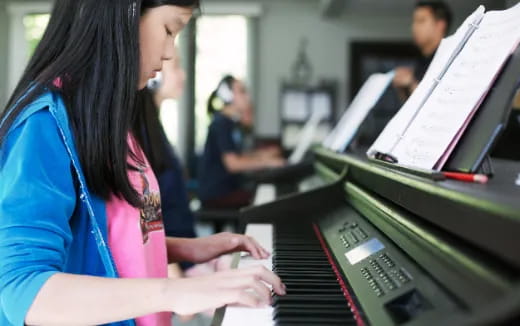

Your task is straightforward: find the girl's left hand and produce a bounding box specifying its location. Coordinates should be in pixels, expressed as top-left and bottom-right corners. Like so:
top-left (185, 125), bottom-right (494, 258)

top-left (191, 232), bottom-right (270, 263)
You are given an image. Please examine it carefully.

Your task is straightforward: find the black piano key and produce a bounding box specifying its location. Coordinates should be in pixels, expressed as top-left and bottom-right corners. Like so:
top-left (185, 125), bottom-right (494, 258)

top-left (276, 273), bottom-right (337, 280)
top-left (275, 316), bottom-right (357, 325)
top-left (274, 307), bottom-right (353, 319)
top-left (273, 294), bottom-right (348, 305)
top-left (285, 288), bottom-right (344, 295)
top-left (283, 281), bottom-right (342, 289)
top-left (277, 323), bottom-right (353, 326)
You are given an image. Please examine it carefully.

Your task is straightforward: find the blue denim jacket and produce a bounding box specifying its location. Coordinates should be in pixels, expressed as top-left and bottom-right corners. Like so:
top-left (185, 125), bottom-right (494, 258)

top-left (0, 91), bottom-right (135, 326)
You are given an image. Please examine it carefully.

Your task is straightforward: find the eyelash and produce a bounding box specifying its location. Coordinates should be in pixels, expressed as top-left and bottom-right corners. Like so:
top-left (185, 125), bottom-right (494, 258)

top-left (166, 27), bottom-right (173, 36)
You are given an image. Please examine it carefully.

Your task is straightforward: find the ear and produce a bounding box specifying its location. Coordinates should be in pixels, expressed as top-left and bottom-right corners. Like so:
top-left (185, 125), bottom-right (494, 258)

top-left (437, 19), bottom-right (448, 35)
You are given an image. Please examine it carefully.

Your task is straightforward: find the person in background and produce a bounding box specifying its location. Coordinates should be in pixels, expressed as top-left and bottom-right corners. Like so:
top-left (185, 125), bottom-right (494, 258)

top-left (393, 0), bottom-right (452, 99)
top-left (0, 0), bottom-right (286, 325)
top-left (198, 75), bottom-right (285, 209)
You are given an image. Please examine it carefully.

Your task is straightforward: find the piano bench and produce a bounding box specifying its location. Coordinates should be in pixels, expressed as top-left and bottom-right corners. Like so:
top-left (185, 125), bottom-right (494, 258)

top-left (194, 209), bottom-right (240, 233)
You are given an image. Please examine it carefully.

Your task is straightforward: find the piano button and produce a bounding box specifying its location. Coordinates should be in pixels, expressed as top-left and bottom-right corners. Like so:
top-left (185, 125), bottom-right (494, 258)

top-left (354, 228), bottom-right (368, 240)
top-left (346, 232), bottom-right (358, 244)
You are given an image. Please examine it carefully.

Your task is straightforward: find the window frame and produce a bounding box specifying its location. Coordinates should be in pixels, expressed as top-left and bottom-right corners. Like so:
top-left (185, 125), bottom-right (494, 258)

top-left (6, 2), bottom-right (52, 97)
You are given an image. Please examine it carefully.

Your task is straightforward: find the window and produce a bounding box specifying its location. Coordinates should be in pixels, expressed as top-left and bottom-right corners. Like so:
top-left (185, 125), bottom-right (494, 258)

top-left (194, 15), bottom-right (249, 153)
top-left (23, 13), bottom-right (50, 57)
top-left (6, 2), bottom-right (52, 97)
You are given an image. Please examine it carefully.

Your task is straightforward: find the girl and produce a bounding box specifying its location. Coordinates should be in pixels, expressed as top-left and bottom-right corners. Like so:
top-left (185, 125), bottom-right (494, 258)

top-left (199, 76), bottom-right (285, 209)
top-left (0, 1), bottom-right (285, 325)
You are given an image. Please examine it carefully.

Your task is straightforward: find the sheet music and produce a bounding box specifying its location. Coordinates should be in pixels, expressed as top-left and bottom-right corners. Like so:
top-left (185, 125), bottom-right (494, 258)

top-left (323, 71), bottom-right (395, 152)
top-left (289, 106), bottom-right (327, 164)
top-left (367, 5), bottom-right (486, 158)
top-left (392, 3), bottom-right (520, 170)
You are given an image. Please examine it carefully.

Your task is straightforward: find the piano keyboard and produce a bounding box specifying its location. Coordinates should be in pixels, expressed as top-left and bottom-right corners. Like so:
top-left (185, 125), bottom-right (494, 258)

top-left (221, 223), bottom-right (356, 326)
top-left (272, 222), bottom-right (356, 326)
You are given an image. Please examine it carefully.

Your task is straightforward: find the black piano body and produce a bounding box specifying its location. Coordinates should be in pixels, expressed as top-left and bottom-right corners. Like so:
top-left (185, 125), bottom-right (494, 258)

top-left (245, 157), bottom-right (316, 197)
top-left (213, 147), bottom-right (520, 326)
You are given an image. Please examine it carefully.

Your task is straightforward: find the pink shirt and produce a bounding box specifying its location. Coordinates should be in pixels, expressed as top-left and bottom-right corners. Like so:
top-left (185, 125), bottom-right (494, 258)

top-left (107, 136), bottom-right (170, 326)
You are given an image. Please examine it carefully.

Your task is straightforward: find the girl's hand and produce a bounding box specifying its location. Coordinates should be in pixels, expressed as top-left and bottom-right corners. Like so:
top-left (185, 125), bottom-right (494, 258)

top-left (263, 157), bottom-right (286, 168)
top-left (191, 232), bottom-right (270, 263)
top-left (166, 233), bottom-right (270, 264)
top-left (166, 266), bottom-right (286, 315)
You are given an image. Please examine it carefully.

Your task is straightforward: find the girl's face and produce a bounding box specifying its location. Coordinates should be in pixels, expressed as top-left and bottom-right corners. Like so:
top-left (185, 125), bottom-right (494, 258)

top-left (159, 48), bottom-right (186, 99)
top-left (139, 5), bottom-right (192, 90)
top-left (231, 80), bottom-right (251, 113)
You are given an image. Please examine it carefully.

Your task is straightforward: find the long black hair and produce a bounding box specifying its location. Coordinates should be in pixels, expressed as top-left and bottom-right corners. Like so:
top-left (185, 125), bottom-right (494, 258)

top-left (133, 87), bottom-right (173, 176)
top-left (207, 75), bottom-right (236, 115)
top-left (0, 0), bottom-right (199, 207)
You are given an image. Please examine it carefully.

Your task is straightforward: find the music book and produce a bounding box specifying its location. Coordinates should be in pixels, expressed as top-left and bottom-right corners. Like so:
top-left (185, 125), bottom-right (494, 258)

top-left (288, 105), bottom-right (328, 164)
top-left (367, 4), bottom-right (520, 171)
top-left (322, 70), bottom-right (395, 153)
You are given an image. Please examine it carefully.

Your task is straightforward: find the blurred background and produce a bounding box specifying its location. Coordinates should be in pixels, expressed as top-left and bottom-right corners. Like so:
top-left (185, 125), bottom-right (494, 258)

top-left (1, 0), bottom-right (514, 169)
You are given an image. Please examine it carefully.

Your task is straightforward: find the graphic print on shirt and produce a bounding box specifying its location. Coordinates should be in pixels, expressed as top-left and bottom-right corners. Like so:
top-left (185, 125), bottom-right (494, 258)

top-left (138, 167), bottom-right (164, 244)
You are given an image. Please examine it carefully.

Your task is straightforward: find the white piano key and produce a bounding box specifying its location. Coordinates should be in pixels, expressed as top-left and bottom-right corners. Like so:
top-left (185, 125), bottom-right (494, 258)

top-left (220, 306), bottom-right (274, 326)
top-left (240, 223), bottom-right (273, 255)
top-left (253, 184), bottom-right (276, 205)
top-left (221, 223), bottom-right (274, 326)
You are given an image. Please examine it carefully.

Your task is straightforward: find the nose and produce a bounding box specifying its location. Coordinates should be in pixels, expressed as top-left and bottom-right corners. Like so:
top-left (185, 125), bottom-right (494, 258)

top-left (162, 38), bottom-right (175, 61)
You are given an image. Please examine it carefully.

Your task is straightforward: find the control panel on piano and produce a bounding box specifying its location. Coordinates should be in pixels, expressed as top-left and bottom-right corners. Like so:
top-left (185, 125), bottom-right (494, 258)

top-left (220, 205), bottom-right (460, 326)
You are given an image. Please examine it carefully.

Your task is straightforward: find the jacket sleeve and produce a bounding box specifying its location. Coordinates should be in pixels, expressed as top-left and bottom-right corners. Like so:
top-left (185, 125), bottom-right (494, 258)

top-left (0, 109), bottom-right (76, 325)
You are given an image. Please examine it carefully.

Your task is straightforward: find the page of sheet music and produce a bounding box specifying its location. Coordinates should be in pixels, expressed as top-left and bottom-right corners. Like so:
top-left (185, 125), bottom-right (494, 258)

top-left (323, 71), bottom-right (394, 153)
top-left (366, 6), bottom-right (486, 158)
top-left (392, 3), bottom-right (520, 170)
top-left (289, 107), bottom-right (327, 164)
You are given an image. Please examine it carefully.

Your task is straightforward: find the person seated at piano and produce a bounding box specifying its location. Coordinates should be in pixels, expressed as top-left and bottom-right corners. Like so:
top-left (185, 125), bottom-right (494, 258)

top-left (393, 0), bottom-right (452, 100)
top-left (198, 75), bottom-right (285, 209)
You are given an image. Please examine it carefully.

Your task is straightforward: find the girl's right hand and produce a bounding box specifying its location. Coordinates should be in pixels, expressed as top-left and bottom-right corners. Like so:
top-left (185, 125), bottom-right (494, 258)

top-left (165, 266), bottom-right (286, 315)
top-left (264, 157), bottom-right (286, 168)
